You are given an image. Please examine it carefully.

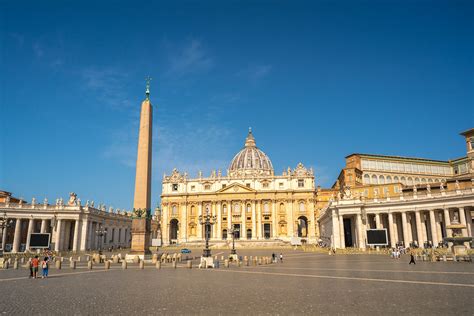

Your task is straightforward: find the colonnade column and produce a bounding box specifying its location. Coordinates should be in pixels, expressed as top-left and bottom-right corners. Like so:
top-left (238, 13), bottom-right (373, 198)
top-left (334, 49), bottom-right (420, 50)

top-left (458, 207), bottom-right (469, 248)
top-left (401, 212), bottom-right (409, 247)
top-left (1, 224), bottom-right (7, 251)
top-left (25, 218), bottom-right (35, 251)
top-left (338, 214), bottom-right (345, 249)
top-left (217, 202), bottom-right (222, 239)
top-left (12, 219), bottom-right (22, 253)
top-left (181, 203), bottom-right (188, 241)
top-left (40, 219), bottom-right (47, 233)
top-left (227, 201), bottom-right (232, 232)
top-left (415, 211), bottom-right (423, 247)
top-left (466, 207), bottom-right (473, 238)
top-left (331, 211), bottom-right (340, 249)
top-left (388, 213), bottom-right (395, 248)
top-left (356, 214), bottom-right (365, 249)
top-left (55, 219), bottom-right (63, 252)
top-left (257, 201), bottom-right (262, 239)
top-left (429, 210), bottom-right (438, 247)
top-left (251, 201), bottom-right (256, 240)
top-left (72, 219), bottom-right (80, 252)
top-left (443, 209), bottom-right (452, 237)
top-left (375, 214), bottom-right (381, 229)
top-left (80, 219), bottom-right (89, 251)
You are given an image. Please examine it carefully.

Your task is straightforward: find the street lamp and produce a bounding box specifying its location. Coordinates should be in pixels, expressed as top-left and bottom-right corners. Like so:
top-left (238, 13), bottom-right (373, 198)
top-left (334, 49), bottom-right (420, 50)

top-left (0, 212), bottom-right (13, 257)
top-left (198, 207), bottom-right (216, 258)
top-left (229, 224), bottom-right (239, 255)
top-left (95, 223), bottom-right (106, 255)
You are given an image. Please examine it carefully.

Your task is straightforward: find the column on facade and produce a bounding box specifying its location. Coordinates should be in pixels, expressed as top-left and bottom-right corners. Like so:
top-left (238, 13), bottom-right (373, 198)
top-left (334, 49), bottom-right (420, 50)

top-left (309, 201), bottom-right (316, 240)
top-left (414, 211), bottom-right (423, 247)
top-left (388, 213), bottom-right (395, 248)
top-left (25, 218), bottom-right (35, 251)
top-left (401, 212), bottom-right (409, 247)
top-left (420, 212), bottom-right (428, 245)
top-left (429, 210), bottom-right (438, 247)
top-left (217, 202), bottom-right (222, 239)
top-left (331, 211), bottom-right (340, 249)
top-left (338, 214), bottom-right (345, 249)
top-left (196, 202), bottom-right (203, 240)
top-left (241, 202), bottom-right (246, 240)
top-left (40, 219), bottom-right (47, 233)
top-left (181, 203), bottom-right (187, 242)
top-left (435, 211), bottom-right (443, 242)
top-left (227, 201), bottom-right (232, 233)
top-left (356, 213), bottom-right (365, 249)
top-left (287, 200), bottom-right (294, 238)
top-left (72, 219), bottom-right (80, 252)
top-left (12, 218), bottom-right (22, 253)
top-left (55, 219), bottom-right (63, 252)
top-left (80, 219), bottom-right (89, 251)
top-left (271, 201), bottom-right (277, 238)
top-left (211, 202), bottom-right (217, 240)
top-left (1, 221), bottom-right (7, 250)
top-left (407, 213), bottom-right (413, 244)
top-left (87, 220), bottom-right (94, 250)
top-left (251, 200), bottom-right (256, 240)
top-left (257, 201), bottom-right (262, 239)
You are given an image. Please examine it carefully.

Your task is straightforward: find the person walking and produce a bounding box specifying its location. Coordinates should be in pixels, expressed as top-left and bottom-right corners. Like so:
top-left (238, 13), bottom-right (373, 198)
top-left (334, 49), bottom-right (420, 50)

top-left (28, 259), bottom-right (33, 278)
top-left (409, 253), bottom-right (416, 265)
top-left (41, 257), bottom-right (49, 278)
top-left (279, 253), bottom-right (283, 263)
top-left (31, 256), bottom-right (39, 279)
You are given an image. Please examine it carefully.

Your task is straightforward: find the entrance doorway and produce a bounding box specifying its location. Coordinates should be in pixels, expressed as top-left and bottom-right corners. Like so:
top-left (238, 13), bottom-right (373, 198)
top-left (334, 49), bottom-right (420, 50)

top-left (297, 216), bottom-right (308, 237)
top-left (233, 224), bottom-right (241, 239)
top-left (170, 219), bottom-right (179, 241)
top-left (343, 218), bottom-right (353, 247)
top-left (263, 224), bottom-right (271, 239)
top-left (246, 229), bottom-right (252, 240)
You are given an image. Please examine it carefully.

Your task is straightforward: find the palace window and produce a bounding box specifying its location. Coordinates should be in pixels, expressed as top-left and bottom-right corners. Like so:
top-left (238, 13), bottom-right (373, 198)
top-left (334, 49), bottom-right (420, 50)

top-left (246, 183), bottom-right (251, 188)
top-left (279, 182), bottom-right (284, 189)
top-left (298, 179), bottom-right (304, 188)
top-left (172, 184), bottom-right (178, 191)
top-left (363, 174), bottom-right (370, 184)
top-left (263, 203), bottom-right (270, 214)
top-left (222, 184), bottom-right (226, 189)
top-left (299, 202), bottom-right (305, 212)
top-left (190, 185), bottom-right (195, 191)
top-left (247, 204), bottom-right (251, 213)
top-left (233, 203), bottom-right (240, 214)
top-left (204, 184), bottom-right (211, 190)
top-left (263, 183), bottom-right (269, 188)
top-left (172, 205), bottom-right (178, 215)
top-left (190, 205), bottom-right (195, 216)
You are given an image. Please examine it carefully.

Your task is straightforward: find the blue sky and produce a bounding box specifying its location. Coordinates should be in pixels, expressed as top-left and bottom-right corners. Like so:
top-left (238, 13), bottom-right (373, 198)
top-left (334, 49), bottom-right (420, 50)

top-left (1, 0), bottom-right (473, 211)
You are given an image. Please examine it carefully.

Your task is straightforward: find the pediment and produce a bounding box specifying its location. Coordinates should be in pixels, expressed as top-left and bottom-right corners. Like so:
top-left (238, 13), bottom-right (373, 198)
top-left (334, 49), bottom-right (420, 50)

top-left (216, 182), bottom-right (256, 194)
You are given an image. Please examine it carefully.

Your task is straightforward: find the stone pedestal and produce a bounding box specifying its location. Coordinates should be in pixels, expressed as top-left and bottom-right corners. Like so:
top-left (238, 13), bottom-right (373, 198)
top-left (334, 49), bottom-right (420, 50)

top-left (199, 256), bottom-right (214, 269)
top-left (130, 217), bottom-right (151, 257)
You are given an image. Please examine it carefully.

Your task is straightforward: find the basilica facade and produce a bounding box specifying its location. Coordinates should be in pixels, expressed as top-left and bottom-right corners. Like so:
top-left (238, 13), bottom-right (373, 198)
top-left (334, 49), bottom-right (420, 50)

top-left (160, 129), bottom-right (317, 245)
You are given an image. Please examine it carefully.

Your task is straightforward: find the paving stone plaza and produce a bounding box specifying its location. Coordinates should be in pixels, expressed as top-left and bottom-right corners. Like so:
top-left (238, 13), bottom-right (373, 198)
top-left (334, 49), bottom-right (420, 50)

top-left (0, 249), bottom-right (473, 315)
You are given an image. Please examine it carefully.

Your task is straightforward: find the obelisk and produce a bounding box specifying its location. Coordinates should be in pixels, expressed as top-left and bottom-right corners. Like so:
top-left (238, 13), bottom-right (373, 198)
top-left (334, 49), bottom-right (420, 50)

top-left (130, 77), bottom-right (153, 257)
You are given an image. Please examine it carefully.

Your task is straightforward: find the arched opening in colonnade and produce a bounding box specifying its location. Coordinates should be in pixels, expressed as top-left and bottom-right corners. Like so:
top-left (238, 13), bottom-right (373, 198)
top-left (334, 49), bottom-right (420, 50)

top-left (297, 216), bottom-right (308, 238)
top-left (169, 219), bottom-right (179, 242)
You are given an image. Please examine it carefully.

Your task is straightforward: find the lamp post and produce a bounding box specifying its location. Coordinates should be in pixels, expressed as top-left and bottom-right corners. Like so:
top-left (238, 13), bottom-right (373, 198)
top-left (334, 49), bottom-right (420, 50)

top-left (0, 212), bottom-right (12, 257)
top-left (95, 223), bottom-right (106, 255)
top-left (229, 224), bottom-right (239, 255)
top-left (198, 207), bottom-right (216, 258)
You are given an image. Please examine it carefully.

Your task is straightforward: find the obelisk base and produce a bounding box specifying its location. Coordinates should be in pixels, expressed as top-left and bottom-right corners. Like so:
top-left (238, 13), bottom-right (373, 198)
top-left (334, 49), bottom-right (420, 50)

top-left (129, 218), bottom-right (151, 259)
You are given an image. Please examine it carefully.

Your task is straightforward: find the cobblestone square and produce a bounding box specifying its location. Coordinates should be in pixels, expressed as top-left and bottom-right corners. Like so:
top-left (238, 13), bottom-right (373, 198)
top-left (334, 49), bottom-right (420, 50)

top-left (0, 250), bottom-right (473, 315)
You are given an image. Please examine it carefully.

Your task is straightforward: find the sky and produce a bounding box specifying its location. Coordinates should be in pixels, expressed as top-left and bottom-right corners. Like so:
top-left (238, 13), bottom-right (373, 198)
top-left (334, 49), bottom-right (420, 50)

top-left (1, 0), bottom-right (473, 211)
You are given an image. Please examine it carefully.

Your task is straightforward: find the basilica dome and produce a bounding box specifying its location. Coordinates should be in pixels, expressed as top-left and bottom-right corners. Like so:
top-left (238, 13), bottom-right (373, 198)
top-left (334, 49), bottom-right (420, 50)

top-left (228, 129), bottom-right (274, 177)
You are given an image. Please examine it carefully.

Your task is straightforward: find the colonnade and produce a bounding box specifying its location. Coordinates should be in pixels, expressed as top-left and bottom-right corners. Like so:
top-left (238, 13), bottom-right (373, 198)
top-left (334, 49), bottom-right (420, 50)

top-left (331, 206), bottom-right (472, 249)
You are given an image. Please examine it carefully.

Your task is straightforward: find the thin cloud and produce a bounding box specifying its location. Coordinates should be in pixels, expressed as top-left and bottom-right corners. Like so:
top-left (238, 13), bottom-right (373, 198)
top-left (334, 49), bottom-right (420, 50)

top-left (81, 67), bottom-right (133, 110)
top-left (166, 39), bottom-right (214, 77)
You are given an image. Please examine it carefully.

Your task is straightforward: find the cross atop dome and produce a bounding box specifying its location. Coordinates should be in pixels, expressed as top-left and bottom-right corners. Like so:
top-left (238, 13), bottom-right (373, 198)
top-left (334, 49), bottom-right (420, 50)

top-left (245, 127), bottom-right (256, 147)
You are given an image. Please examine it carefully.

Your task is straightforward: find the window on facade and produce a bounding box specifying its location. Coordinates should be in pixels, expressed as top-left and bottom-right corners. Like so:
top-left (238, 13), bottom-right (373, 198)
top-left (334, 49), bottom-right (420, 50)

top-left (172, 184), bottom-right (178, 191)
top-left (379, 175), bottom-right (385, 184)
top-left (233, 203), bottom-right (240, 214)
top-left (263, 203), bottom-right (270, 214)
top-left (222, 184), bottom-right (226, 189)
top-left (394, 187), bottom-right (399, 193)
top-left (247, 204), bottom-right (251, 213)
top-left (364, 189), bottom-right (369, 197)
top-left (263, 183), bottom-right (269, 188)
top-left (386, 176), bottom-right (392, 183)
top-left (204, 184), bottom-right (211, 190)
top-left (363, 174), bottom-right (370, 184)
top-left (246, 183), bottom-right (251, 188)
top-left (371, 175), bottom-right (378, 184)
top-left (298, 179), bottom-right (304, 188)
top-left (190, 185), bottom-right (195, 191)
top-left (172, 205), bottom-right (178, 215)
top-left (299, 202), bottom-right (305, 212)
top-left (190, 205), bottom-right (195, 215)
top-left (279, 182), bottom-right (284, 189)
top-left (383, 187), bottom-right (389, 196)
top-left (110, 228), bottom-right (115, 242)
top-left (393, 176), bottom-right (399, 183)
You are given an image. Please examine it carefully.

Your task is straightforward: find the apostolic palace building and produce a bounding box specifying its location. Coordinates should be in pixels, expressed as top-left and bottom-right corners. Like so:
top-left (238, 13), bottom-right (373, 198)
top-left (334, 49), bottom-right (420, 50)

top-left (160, 128), bottom-right (474, 250)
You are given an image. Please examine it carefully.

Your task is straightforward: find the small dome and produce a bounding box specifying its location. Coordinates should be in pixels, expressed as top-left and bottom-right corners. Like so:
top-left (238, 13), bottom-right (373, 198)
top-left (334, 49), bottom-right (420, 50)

top-left (228, 129), bottom-right (274, 177)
